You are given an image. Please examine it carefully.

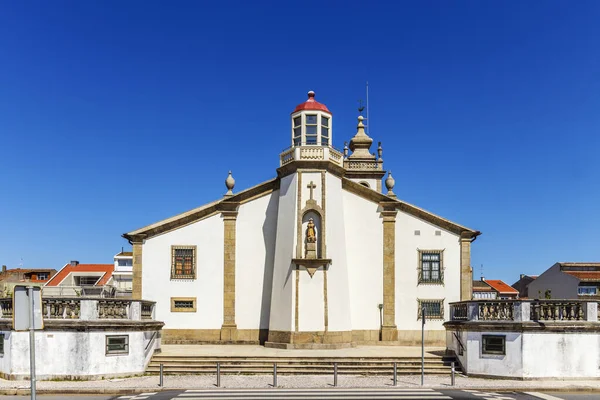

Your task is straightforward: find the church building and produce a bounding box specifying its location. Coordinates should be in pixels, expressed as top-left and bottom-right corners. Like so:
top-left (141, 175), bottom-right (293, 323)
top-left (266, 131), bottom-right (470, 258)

top-left (123, 91), bottom-right (480, 348)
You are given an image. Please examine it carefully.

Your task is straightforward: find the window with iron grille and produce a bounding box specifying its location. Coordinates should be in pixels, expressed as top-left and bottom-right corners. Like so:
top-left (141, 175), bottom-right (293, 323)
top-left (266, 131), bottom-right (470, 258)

top-left (417, 299), bottom-right (444, 320)
top-left (418, 250), bottom-right (444, 284)
top-left (482, 335), bottom-right (505, 355)
top-left (105, 335), bottom-right (129, 355)
top-left (171, 297), bottom-right (197, 312)
top-left (171, 246), bottom-right (196, 279)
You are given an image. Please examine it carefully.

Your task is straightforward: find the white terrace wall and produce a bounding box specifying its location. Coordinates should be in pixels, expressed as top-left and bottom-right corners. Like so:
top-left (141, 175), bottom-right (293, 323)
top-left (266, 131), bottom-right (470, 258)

top-left (446, 301), bottom-right (600, 379)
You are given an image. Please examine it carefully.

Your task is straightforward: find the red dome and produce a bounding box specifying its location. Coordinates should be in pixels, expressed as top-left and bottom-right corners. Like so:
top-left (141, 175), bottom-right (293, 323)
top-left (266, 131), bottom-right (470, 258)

top-left (292, 91), bottom-right (331, 114)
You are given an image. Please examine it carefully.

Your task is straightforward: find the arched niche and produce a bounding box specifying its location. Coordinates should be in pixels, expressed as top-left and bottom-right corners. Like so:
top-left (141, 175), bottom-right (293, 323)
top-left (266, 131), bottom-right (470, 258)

top-left (302, 210), bottom-right (323, 259)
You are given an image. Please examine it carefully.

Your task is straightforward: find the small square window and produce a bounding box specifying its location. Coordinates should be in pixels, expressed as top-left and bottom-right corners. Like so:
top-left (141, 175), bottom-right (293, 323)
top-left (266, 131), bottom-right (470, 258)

top-left (294, 127), bottom-right (301, 138)
top-left (171, 246), bottom-right (197, 280)
top-left (306, 136), bottom-right (317, 145)
top-left (106, 335), bottom-right (129, 355)
top-left (171, 297), bottom-right (197, 312)
top-left (482, 335), bottom-right (505, 355)
top-left (306, 125), bottom-right (317, 135)
top-left (322, 117), bottom-right (329, 127)
top-left (321, 127), bottom-right (329, 137)
top-left (293, 116), bottom-right (301, 127)
top-left (417, 299), bottom-right (444, 320)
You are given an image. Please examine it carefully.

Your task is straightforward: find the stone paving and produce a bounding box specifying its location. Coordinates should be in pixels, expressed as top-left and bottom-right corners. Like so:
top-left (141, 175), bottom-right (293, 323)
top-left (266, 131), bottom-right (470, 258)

top-left (0, 374), bottom-right (598, 394)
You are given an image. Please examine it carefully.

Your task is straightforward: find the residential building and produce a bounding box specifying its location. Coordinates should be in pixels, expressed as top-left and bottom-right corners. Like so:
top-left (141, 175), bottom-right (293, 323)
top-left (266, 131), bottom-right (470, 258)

top-left (527, 262), bottom-right (600, 300)
top-left (511, 274), bottom-right (538, 298)
top-left (113, 250), bottom-right (133, 295)
top-left (122, 91), bottom-right (480, 347)
top-left (472, 279), bottom-right (497, 299)
top-left (44, 260), bottom-right (115, 297)
top-left (472, 278), bottom-right (518, 300)
top-left (0, 265), bottom-right (57, 296)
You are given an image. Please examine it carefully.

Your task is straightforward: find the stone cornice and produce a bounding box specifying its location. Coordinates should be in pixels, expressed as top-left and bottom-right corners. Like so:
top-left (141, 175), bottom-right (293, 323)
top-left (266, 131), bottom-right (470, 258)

top-left (0, 318), bottom-right (164, 332)
top-left (444, 320), bottom-right (600, 333)
top-left (343, 178), bottom-right (480, 238)
top-left (277, 160), bottom-right (346, 179)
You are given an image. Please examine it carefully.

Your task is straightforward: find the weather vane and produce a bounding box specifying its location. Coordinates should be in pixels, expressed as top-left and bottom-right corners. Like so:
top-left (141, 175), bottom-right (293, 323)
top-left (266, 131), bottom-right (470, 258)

top-left (358, 99), bottom-right (365, 115)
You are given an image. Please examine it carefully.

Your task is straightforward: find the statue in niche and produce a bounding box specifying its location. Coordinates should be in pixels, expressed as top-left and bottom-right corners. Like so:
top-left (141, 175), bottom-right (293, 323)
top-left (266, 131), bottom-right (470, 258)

top-left (306, 218), bottom-right (317, 243)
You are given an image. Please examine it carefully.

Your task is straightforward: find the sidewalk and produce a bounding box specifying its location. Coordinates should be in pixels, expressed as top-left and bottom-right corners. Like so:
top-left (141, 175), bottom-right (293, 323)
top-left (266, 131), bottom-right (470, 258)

top-left (0, 374), bottom-right (598, 395)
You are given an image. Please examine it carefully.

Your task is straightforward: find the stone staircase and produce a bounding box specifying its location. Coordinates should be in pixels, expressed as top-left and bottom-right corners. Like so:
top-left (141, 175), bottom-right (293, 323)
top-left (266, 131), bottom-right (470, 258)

top-left (146, 354), bottom-right (461, 375)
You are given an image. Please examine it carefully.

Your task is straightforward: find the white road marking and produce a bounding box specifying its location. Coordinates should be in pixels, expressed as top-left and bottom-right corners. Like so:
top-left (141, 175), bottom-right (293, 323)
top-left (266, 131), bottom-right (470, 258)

top-left (524, 393), bottom-right (565, 400)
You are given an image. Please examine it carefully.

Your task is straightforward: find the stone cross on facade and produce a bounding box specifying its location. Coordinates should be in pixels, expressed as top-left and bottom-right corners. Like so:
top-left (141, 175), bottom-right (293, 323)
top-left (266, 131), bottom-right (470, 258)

top-left (307, 181), bottom-right (316, 200)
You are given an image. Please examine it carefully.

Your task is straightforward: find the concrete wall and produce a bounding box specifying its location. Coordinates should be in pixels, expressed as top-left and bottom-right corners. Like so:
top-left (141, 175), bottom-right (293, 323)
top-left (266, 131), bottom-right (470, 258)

top-left (143, 213), bottom-right (224, 329)
top-left (528, 263), bottom-right (579, 300)
top-left (343, 189), bottom-right (383, 330)
top-left (446, 328), bottom-right (600, 379)
top-left (323, 173), bottom-right (352, 332)
top-left (236, 191), bottom-right (279, 330)
top-left (395, 211), bottom-right (461, 334)
top-left (1, 329), bottom-right (160, 380)
top-left (269, 174), bottom-right (297, 332)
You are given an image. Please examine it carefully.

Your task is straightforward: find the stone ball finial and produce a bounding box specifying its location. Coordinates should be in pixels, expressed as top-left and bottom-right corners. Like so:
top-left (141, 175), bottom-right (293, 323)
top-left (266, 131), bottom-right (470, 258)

top-left (225, 171), bottom-right (235, 196)
top-left (377, 142), bottom-right (383, 160)
top-left (385, 171), bottom-right (396, 197)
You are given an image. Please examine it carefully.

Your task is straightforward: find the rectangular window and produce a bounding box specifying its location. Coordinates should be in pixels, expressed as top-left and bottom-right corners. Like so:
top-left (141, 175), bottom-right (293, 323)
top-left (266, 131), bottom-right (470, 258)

top-left (77, 276), bottom-right (100, 286)
top-left (418, 250), bottom-right (444, 284)
top-left (106, 335), bottom-right (129, 355)
top-left (171, 246), bottom-right (197, 279)
top-left (322, 116), bottom-right (329, 127)
top-left (293, 116), bottom-right (302, 144)
top-left (417, 299), bottom-right (444, 320)
top-left (117, 259), bottom-right (132, 267)
top-left (482, 335), bottom-right (505, 355)
top-left (305, 114), bottom-right (318, 144)
top-left (577, 286), bottom-right (598, 296)
top-left (0, 333), bottom-right (4, 355)
top-left (37, 273), bottom-right (48, 280)
top-left (171, 297), bottom-right (197, 312)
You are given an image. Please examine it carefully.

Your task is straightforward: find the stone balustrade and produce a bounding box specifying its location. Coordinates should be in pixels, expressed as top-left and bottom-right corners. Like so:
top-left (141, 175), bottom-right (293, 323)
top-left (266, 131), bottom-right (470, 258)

top-left (449, 299), bottom-right (598, 322)
top-left (0, 297), bottom-right (156, 321)
top-left (279, 146), bottom-right (344, 167)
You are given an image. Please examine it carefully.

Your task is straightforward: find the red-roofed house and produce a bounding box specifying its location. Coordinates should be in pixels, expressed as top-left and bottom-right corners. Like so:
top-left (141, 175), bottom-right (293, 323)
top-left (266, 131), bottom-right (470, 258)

top-left (484, 280), bottom-right (519, 299)
top-left (472, 278), bottom-right (519, 299)
top-left (44, 260), bottom-right (115, 297)
top-left (528, 263), bottom-right (600, 300)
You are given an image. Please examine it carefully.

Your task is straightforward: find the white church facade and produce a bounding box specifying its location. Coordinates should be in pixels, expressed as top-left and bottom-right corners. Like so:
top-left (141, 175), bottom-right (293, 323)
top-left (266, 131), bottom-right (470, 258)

top-left (123, 92), bottom-right (480, 348)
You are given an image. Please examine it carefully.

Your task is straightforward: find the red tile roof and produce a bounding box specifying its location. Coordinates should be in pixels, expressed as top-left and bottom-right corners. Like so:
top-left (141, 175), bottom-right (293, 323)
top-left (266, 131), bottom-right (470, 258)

top-left (485, 280), bottom-right (519, 294)
top-left (563, 271), bottom-right (600, 281)
top-left (45, 264), bottom-right (114, 287)
top-left (292, 91), bottom-right (331, 114)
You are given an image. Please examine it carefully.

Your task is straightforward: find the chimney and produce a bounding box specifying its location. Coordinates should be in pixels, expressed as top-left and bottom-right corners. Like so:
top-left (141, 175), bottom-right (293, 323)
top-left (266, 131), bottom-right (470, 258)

top-left (70, 260), bottom-right (79, 266)
top-left (1, 265), bottom-right (6, 273)
top-left (520, 274), bottom-right (525, 280)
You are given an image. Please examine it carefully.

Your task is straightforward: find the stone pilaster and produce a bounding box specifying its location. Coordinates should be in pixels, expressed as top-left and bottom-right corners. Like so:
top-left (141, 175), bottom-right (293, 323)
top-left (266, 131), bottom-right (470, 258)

top-left (380, 202), bottom-right (398, 341)
top-left (220, 202), bottom-right (239, 341)
top-left (460, 232), bottom-right (473, 301)
top-left (131, 236), bottom-right (145, 300)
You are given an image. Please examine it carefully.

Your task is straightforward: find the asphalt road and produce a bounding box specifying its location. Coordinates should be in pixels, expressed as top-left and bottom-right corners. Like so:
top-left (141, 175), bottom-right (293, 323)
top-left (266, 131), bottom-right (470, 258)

top-left (0, 390), bottom-right (598, 400)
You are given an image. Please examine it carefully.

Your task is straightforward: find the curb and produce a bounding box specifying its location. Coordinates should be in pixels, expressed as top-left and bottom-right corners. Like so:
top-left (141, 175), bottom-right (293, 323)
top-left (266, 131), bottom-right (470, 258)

top-left (1, 386), bottom-right (600, 395)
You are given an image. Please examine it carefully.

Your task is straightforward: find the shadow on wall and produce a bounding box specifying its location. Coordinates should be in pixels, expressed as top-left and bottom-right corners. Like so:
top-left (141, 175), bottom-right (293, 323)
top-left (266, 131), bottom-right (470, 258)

top-left (259, 192), bottom-right (279, 344)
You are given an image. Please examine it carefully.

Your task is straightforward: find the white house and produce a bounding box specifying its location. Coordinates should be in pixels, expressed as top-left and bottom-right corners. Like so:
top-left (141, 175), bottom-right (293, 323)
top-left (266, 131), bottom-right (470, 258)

top-left (113, 250), bottom-right (133, 294)
top-left (123, 91), bottom-right (480, 348)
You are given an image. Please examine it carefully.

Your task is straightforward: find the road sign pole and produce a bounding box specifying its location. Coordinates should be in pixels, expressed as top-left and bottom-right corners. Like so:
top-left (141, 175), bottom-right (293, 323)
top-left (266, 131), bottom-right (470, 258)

top-left (28, 286), bottom-right (36, 400)
top-left (421, 305), bottom-right (425, 387)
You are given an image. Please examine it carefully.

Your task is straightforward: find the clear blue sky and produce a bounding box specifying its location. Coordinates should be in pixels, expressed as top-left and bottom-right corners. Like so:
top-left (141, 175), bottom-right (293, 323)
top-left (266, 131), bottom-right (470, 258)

top-left (1, 1), bottom-right (599, 285)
